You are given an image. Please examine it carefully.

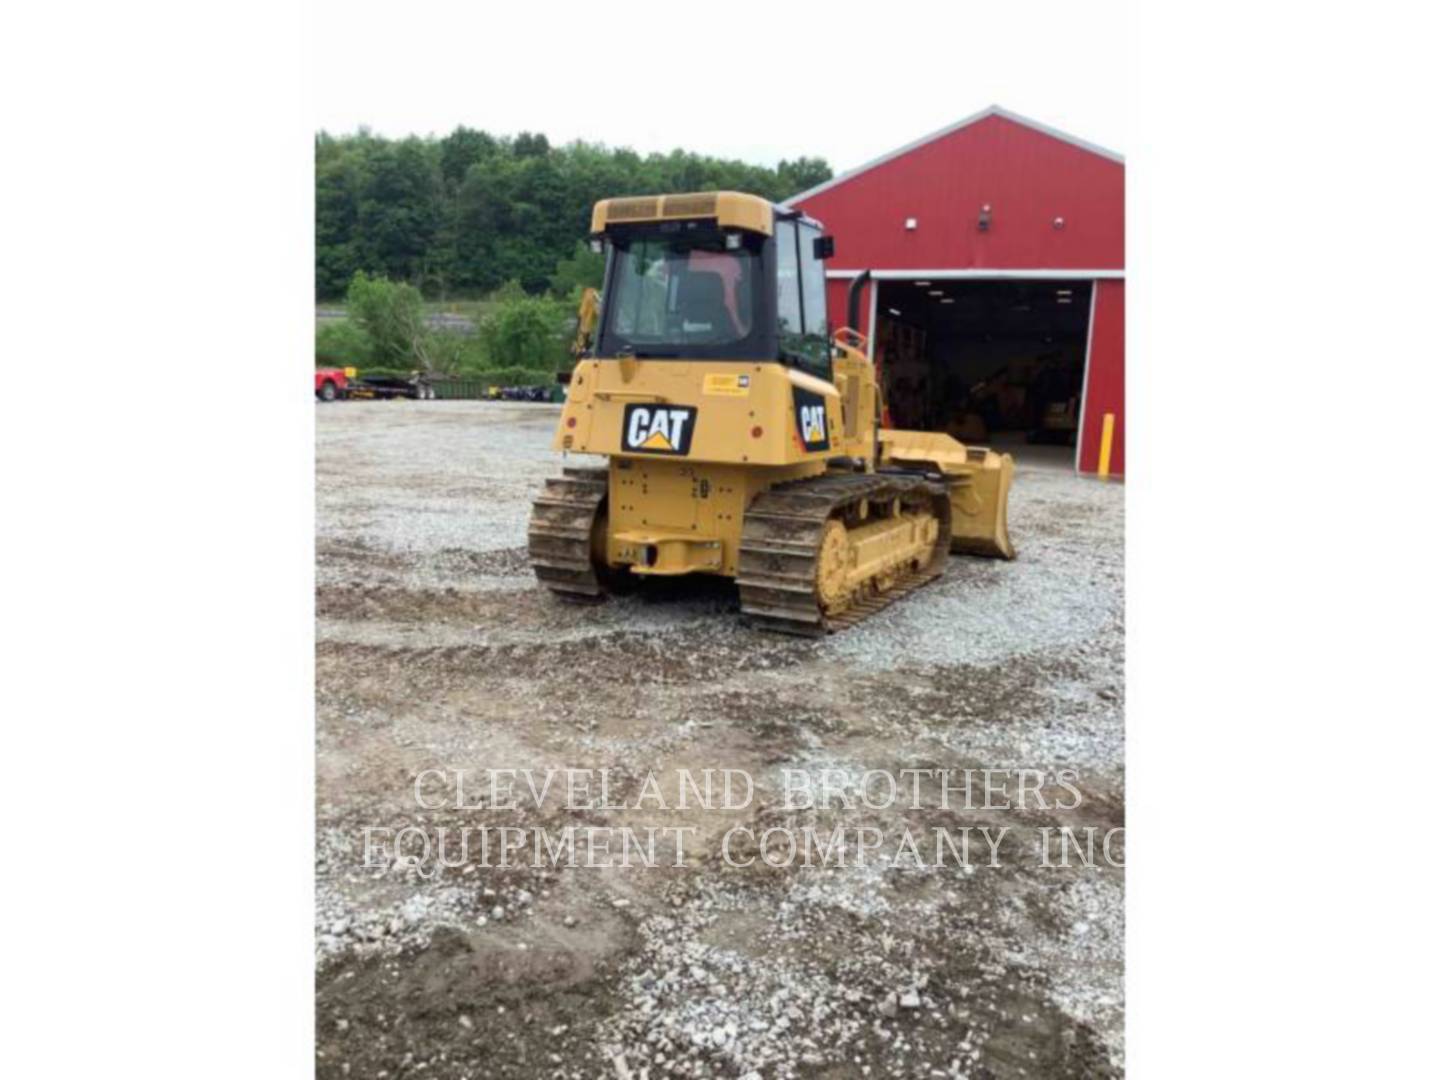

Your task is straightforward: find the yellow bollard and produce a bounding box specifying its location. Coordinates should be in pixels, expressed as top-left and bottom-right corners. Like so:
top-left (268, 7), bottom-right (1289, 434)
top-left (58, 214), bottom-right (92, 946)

top-left (1098, 412), bottom-right (1115, 479)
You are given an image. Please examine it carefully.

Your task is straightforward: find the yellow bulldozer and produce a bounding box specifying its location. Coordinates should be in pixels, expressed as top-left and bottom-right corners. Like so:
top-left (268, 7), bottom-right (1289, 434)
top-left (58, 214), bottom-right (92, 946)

top-left (528, 192), bottom-right (1015, 635)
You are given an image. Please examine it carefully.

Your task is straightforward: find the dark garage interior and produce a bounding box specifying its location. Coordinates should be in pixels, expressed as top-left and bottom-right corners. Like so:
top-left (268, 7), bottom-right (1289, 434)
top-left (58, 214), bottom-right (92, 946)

top-left (872, 279), bottom-right (1093, 460)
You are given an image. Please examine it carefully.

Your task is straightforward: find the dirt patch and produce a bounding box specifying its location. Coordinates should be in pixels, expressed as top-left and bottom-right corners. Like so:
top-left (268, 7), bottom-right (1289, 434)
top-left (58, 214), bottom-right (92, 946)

top-left (315, 402), bottom-right (1125, 1077)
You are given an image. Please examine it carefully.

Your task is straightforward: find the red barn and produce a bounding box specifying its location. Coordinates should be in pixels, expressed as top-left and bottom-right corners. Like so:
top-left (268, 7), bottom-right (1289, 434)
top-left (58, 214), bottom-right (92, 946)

top-left (788, 105), bottom-right (1125, 476)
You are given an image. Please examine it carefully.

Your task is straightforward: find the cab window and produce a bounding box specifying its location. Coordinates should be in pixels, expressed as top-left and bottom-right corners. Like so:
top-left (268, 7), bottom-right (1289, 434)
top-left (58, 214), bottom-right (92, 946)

top-left (775, 218), bottom-right (803, 340)
top-left (607, 232), bottom-right (758, 350)
top-left (775, 218), bottom-right (832, 381)
top-left (798, 222), bottom-right (830, 368)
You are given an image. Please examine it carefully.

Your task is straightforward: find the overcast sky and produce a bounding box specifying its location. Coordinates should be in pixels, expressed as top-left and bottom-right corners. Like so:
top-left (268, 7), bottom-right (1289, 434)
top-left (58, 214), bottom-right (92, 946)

top-left (307, 1), bottom-right (1131, 172)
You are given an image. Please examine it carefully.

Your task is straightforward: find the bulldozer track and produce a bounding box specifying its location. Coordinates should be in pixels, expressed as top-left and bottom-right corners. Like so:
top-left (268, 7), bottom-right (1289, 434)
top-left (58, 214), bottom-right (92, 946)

top-left (736, 471), bottom-right (952, 637)
top-left (527, 467), bottom-right (609, 602)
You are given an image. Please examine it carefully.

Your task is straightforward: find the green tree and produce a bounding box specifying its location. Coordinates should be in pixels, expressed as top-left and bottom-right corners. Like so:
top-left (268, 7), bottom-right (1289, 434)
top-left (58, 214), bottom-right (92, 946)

top-left (512, 131), bottom-right (550, 158)
top-left (315, 137), bottom-right (373, 296)
top-left (477, 288), bottom-right (568, 370)
top-left (549, 240), bottom-right (605, 297)
top-left (345, 271), bottom-right (435, 371)
top-left (438, 126), bottom-right (498, 189)
top-left (354, 139), bottom-right (445, 284)
top-left (314, 126), bottom-right (833, 301)
top-left (778, 156), bottom-right (834, 198)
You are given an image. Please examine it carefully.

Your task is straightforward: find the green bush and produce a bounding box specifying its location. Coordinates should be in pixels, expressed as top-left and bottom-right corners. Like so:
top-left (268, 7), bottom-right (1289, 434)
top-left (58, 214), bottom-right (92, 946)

top-left (468, 366), bottom-right (557, 386)
top-left (476, 285), bottom-right (570, 371)
top-left (424, 330), bottom-right (488, 374)
top-left (319, 275), bottom-right (575, 379)
top-left (491, 279), bottom-right (528, 304)
top-left (315, 320), bottom-right (373, 366)
top-left (346, 271), bottom-right (430, 368)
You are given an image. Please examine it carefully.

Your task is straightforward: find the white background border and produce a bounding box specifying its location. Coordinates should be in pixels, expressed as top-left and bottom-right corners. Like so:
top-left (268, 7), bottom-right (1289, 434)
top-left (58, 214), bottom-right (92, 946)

top-left (5, 2), bottom-right (1437, 1076)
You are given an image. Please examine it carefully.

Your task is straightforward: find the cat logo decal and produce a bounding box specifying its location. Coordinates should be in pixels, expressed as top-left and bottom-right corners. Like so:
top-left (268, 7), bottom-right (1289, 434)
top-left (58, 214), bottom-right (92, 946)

top-left (621, 404), bottom-right (698, 455)
top-left (792, 387), bottom-right (831, 453)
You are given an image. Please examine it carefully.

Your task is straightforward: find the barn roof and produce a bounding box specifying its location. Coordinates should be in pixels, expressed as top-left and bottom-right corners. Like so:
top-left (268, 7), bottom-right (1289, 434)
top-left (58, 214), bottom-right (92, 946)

top-left (783, 105), bottom-right (1125, 207)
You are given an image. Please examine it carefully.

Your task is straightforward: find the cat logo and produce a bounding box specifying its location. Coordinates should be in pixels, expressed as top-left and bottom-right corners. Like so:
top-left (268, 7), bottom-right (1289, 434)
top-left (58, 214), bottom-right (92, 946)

top-left (800, 405), bottom-right (826, 443)
top-left (622, 404), bottom-right (697, 455)
top-left (792, 387), bottom-right (831, 452)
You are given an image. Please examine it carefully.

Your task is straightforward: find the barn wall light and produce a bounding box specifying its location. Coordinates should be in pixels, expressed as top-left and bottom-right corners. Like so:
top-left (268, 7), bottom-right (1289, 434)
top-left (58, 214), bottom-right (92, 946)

top-left (978, 204), bottom-right (992, 231)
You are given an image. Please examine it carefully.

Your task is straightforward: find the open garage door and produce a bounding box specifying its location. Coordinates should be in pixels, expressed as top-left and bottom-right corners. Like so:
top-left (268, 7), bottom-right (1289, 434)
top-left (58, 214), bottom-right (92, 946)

top-left (872, 279), bottom-right (1093, 467)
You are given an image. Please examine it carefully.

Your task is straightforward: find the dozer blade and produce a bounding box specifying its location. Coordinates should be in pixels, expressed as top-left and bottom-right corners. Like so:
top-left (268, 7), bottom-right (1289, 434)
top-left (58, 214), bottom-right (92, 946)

top-left (878, 429), bottom-right (1017, 561)
top-left (947, 448), bottom-right (1015, 559)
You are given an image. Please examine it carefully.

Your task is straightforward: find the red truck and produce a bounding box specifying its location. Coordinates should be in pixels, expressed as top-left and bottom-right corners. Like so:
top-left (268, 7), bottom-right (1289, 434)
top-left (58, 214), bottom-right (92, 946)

top-left (315, 367), bottom-right (352, 402)
top-left (315, 367), bottom-right (436, 402)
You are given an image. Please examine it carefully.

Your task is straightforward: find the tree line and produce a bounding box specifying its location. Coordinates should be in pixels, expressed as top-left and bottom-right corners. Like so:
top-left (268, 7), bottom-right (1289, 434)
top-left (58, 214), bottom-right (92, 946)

top-left (316, 127), bottom-right (833, 299)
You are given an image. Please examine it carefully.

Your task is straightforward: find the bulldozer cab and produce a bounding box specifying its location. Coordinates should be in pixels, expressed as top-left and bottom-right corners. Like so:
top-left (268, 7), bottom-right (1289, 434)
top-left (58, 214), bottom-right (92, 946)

top-left (592, 193), bottom-right (833, 381)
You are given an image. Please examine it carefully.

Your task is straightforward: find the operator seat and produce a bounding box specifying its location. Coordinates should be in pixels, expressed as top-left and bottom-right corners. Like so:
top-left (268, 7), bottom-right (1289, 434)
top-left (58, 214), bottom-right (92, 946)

top-left (677, 271), bottom-right (737, 340)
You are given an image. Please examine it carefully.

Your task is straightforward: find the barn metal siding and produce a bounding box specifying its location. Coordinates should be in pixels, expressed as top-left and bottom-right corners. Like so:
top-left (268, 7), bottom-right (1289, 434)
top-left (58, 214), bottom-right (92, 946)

top-left (794, 114), bottom-right (1123, 272)
top-left (796, 111), bottom-right (1124, 475)
top-left (1079, 281), bottom-right (1125, 475)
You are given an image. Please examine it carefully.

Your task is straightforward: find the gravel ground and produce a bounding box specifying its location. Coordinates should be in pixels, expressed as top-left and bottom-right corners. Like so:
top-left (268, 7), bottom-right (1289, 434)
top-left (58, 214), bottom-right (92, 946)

top-left (316, 400), bottom-right (1125, 1079)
